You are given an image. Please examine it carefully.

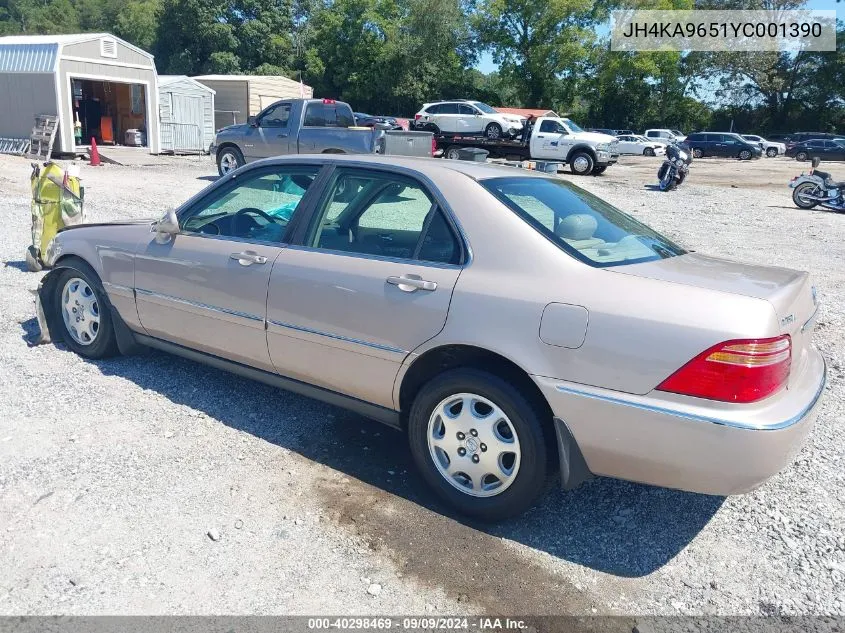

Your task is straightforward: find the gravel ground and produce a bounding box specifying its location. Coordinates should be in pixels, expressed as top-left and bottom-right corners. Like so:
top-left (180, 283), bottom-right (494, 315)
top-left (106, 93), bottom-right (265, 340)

top-left (0, 152), bottom-right (842, 616)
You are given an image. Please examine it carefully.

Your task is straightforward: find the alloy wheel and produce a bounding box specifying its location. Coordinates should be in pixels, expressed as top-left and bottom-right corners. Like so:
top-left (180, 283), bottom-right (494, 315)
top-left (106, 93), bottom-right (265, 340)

top-left (426, 393), bottom-right (521, 498)
top-left (220, 152), bottom-right (239, 174)
top-left (61, 277), bottom-right (100, 346)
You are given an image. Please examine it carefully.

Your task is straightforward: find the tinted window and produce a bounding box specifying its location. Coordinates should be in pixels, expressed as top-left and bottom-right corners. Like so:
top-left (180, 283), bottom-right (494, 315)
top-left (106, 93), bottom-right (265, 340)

top-left (304, 103), bottom-right (353, 127)
top-left (425, 104), bottom-right (442, 114)
top-left (459, 104), bottom-right (477, 115)
top-left (808, 140), bottom-right (824, 147)
top-left (539, 119), bottom-right (566, 134)
top-left (480, 177), bottom-right (686, 268)
top-left (259, 103), bottom-right (291, 128)
top-left (439, 103), bottom-right (460, 115)
top-left (686, 133), bottom-right (705, 141)
top-left (646, 131), bottom-right (658, 137)
top-left (308, 170), bottom-right (460, 264)
top-left (181, 167), bottom-right (319, 241)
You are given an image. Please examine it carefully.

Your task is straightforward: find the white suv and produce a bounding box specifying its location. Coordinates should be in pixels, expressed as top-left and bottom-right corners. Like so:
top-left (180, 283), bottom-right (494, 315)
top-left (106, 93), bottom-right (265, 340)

top-left (644, 128), bottom-right (686, 145)
top-left (413, 100), bottom-right (525, 139)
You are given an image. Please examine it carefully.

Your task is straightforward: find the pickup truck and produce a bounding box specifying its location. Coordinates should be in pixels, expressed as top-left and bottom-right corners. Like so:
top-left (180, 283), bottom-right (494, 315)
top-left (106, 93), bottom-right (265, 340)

top-left (435, 116), bottom-right (619, 175)
top-left (211, 98), bottom-right (384, 176)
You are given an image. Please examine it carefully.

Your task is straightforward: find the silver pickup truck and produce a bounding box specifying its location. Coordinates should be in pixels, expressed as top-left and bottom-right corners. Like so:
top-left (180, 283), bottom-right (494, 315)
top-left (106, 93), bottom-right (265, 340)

top-left (211, 98), bottom-right (383, 176)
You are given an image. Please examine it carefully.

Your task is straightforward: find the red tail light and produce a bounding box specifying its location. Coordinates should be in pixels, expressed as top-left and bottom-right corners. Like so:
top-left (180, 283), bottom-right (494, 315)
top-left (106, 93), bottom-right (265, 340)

top-left (657, 336), bottom-right (791, 403)
top-left (414, 114), bottom-right (422, 120)
top-left (431, 137), bottom-right (437, 156)
top-left (322, 98), bottom-right (336, 104)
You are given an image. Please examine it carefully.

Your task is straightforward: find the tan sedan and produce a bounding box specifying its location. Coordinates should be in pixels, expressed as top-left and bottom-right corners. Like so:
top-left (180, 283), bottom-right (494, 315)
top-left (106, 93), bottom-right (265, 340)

top-left (36, 155), bottom-right (826, 520)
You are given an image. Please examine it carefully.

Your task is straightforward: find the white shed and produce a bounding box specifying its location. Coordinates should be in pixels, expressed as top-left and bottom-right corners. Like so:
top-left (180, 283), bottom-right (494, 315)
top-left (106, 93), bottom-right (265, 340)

top-left (0, 33), bottom-right (160, 154)
top-left (158, 75), bottom-right (215, 153)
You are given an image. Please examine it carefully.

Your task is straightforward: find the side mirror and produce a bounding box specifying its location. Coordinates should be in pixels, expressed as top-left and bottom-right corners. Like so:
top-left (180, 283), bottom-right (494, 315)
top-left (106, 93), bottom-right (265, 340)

top-left (247, 116), bottom-right (258, 127)
top-left (811, 157), bottom-right (821, 168)
top-left (155, 209), bottom-right (179, 243)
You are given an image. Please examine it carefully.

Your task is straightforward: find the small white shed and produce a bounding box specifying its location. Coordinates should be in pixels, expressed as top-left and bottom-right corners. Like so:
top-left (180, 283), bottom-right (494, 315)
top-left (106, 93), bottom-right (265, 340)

top-left (158, 75), bottom-right (215, 153)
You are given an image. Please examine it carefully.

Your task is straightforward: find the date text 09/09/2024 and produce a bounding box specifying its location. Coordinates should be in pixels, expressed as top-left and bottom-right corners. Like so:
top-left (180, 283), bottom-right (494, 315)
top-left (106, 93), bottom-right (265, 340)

top-left (307, 618), bottom-right (528, 631)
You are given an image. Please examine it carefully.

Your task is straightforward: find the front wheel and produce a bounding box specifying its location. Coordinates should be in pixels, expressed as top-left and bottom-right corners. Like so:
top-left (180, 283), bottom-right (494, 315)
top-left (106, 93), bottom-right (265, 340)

top-left (792, 182), bottom-right (821, 209)
top-left (643, 147), bottom-right (655, 157)
top-left (766, 147), bottom-right (778, 157)
top-left (52, 261), bottom-right (119, 358)
top-left (408, 369), bottom-right (549, 521)
top-left (692, 148), bottom-right (703, 159)
top-left (795, 151), bottom-right (809, 162)
top-left (739, 149), bottom-right (752, 160)
top-left (484, 123), bottom-right (503, 140)
top-left (569, 151), bottom-right (594, 175)
top-left (216, 146), bottom-right (244, 176)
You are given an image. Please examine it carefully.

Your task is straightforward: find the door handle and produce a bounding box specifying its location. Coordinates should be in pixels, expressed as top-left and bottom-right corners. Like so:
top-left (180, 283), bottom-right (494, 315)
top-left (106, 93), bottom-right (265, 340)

top-left (536, 135), bottom-right (545, 138)
top-left (230, 251), bottom-right (267, 266)
top-left (387, 275), bottom-right (437, 292)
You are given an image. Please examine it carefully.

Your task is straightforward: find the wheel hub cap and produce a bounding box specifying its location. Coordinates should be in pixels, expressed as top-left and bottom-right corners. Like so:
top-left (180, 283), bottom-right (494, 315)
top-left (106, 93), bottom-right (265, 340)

top-left (426, 393), bottom-right (521, 498)
top-left (61, 277), bottom-right (100, 346)
top-left (574, 157), bottom-right (589, 171)
top-left (221, 154), bottom-right (237, 173)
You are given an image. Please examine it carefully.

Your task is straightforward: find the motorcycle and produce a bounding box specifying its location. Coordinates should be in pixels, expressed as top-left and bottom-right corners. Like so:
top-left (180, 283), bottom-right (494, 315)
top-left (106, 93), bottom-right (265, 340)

top-left (656, 142), bottom-right (692, 191)
top-left (790, 157), bottom-right (845, 212)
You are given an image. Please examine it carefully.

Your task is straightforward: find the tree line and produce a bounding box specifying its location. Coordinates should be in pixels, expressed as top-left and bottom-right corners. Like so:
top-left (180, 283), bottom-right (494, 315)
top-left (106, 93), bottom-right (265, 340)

top-left (1, 0), bottom-right (842, 134)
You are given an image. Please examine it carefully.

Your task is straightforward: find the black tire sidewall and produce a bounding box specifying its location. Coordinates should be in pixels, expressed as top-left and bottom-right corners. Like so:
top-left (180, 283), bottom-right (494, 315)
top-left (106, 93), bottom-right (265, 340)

top-left (445, 146), bottom-right (461, 160)
top-left (796, 152), bottom-right (808, 162)
top-left (739, 150), bottom-right (751, 160)
top-left (692, 148), bottom-right (702, 158)
top-left (766, 148), bottom-right (777, 157)
top-left (407, 368), bottom-right (548, 521)
top-left (793, 183), bottom-right (819, 209)
top-left (644, 147), bottom-right (654, 156)
top-left (216, 147), bottom-right (244, 176)
top-left (485, 123), bottom-right (502, 139)
top-left (569, 151), bottom-right (594, 175)
top-left (52, 261), bottom-right (118, 358)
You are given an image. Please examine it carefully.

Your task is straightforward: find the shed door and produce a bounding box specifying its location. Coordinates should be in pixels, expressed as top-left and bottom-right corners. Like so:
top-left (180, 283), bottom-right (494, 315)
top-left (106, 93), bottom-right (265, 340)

top-left (171, 94), bottom-right (203, 151)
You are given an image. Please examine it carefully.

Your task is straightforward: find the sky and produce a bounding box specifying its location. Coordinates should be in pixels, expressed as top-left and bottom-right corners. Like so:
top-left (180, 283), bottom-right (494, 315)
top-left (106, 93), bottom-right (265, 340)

top-left (473, 0), bottom-right (840, 75)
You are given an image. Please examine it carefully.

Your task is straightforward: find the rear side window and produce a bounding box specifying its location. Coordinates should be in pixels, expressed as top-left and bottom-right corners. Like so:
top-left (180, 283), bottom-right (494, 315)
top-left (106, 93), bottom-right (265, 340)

top-left (686, 133), bottom-right (704, 141)
top-left (304, 103), bottom-right (353, 128)
top-left (480, 177), bottom-right (686, 268)
top-left (425, 104), bottom-right (442, 114)
top-left (439, 103), bottom-right (460, 114)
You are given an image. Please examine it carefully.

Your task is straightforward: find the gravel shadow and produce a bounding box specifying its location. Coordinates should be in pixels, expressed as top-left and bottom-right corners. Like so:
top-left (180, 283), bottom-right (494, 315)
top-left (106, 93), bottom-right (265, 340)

top-left (82, 348), bottom-right (723, 578)
top-left (4, 259), bottom-right (29, 271)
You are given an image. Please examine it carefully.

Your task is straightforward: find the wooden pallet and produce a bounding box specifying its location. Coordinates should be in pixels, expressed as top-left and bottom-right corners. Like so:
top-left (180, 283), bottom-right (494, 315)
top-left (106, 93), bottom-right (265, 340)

top-left (26, 114), bottom-right (59, 161)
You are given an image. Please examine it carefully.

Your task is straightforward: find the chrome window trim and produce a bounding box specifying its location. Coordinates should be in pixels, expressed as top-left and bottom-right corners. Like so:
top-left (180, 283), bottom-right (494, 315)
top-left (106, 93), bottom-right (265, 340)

top-left (135, 288), bottom-right (264, 324)
top-left (267, 318), bottom-right (406, 355)
top-left (282, 244), bottom-right (463, 270)
top-left (175, 231), bottom-right (290, 250)
top-left (555, 363), bottom-right (826, 432)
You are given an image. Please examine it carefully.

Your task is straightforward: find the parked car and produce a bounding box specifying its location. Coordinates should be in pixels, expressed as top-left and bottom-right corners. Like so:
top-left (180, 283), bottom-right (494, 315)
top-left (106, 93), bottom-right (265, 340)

top-left (786, 138), bottom-right (845, 162)
top-left (684, 132), bottom-right (763, 160)
top-left (741, 134), bottom-right (787, 157)
top-left (211, 98), bottom-right (382, 176)
top-left (615, 134), bottom-right (665, 156)
top-left (413, 100), bottom-right (525, 139)
top-left (354, 112), bottom-right (403, 131)
top-left (588, 128), bottom-right (617, 136)
top-left (788, 132), bottom-right (841, 147)
top-left (644, 128), bottom-right (687, 144)
top-left (35, 154), bottom-right (825, 520)
top-left (615, 129), bottom-right (635, 136)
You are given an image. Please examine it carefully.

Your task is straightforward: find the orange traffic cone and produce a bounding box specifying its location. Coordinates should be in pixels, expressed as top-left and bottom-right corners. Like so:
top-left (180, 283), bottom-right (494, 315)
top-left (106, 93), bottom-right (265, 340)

top-left (89, 137), bottom-right (101, 166)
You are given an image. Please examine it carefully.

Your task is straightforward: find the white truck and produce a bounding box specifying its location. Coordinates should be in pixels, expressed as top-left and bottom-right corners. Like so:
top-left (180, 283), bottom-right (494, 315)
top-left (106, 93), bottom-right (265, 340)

top-left (435, 116), bottom-right (620, 175)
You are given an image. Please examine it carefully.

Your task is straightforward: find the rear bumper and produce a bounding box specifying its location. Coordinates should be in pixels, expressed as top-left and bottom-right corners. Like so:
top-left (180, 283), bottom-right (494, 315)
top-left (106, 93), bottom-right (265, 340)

top-left (535, 349), bottom-right (826, 495)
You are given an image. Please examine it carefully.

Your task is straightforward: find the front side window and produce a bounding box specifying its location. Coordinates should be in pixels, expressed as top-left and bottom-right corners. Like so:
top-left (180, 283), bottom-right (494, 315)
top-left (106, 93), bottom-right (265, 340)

top-left (260, 103), bottom-right (291, 128)
top-left (307, 169), bottom-right (460, 264)
top-left (459, 104), bottom-right (478, 115)
top-left (480, 177), bottom-right (686, 267)
top-left (472, 102), bottom-right (497, 114)
top-left (561, 118), bottom-right (584, 133)
top-left (181, 167), bottom-right (320, 242)
top-left (539, 120), bottom-right (566, 134)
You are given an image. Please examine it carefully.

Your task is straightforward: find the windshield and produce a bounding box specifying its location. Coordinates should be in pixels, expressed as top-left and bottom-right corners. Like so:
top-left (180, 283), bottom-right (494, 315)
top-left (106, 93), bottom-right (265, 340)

top-left (480, 177), bottom-right (686, 268)
top-left (671, 130), bottom-right (684, 136)
top-left (561, 118), bottom-right (584, 133)
top-left (472, 102), bottom-right (497, 114)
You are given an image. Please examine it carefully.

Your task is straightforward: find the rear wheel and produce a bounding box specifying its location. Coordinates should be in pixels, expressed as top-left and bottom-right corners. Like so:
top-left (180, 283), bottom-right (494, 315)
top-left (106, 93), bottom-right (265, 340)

top-left (484, 123), bottom-right (503, 140)
top-left (795, 151), bottom-right (809, 162)
top-left (643, 147), bottom-right (655, 157)
top-left (739, 149), bottom-right (752, 161)
top-left (692, 148), bottom-right (703, 159)
top-left (792, 182), bottom-right (821, 209)
top-left (408, 369), bottom-right (548, 521)
top-left (52, 261), bottom-right (118, 359)
top-left (216, 146), bottom-right (244, 176)
top-left (444, 145), bottom-right (462, 160)
top-left (766, 147), bottom-right (778, 157)
top-left (569, 151), bottom-right (594, 175)
top-left (592, 165), bottom-right (608, 175)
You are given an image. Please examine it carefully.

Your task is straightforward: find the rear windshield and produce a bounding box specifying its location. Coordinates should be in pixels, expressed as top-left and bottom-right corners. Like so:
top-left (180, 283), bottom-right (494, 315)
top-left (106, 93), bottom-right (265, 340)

top-left (480, 177), bottom-right (686, 267)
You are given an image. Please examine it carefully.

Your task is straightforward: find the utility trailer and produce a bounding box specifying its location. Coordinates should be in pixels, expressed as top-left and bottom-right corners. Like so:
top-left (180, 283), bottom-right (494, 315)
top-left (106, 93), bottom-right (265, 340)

top-left (433, 116), bottom-right (620, 175)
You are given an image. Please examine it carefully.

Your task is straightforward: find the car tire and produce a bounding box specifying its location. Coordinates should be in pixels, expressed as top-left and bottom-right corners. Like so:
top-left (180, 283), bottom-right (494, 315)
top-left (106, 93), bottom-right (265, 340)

top-left (216, 146), bottom-right (244, 176)
top-left (407, 368), bottom-right (549, 521)
top-left (692, 148), bottom-right (703, 159)
top-left (643, 147), bottom-right (655, 157)
top-left (569, 151), bottom-right (594, 175)
top-left (795, 151), bottom-right (809, 162)
top-left (52, 260), bottom-right (119, 359)
top-left (592, 165), bottom-right (608, 175)
top-left (484, 123), bottom-right (503, 140)
top-left (766, 147), bottom-right (778, 157)
top-left (444, 146), bottom-right (462, 160)
top-left (739, 149), bottom-right (752, 161)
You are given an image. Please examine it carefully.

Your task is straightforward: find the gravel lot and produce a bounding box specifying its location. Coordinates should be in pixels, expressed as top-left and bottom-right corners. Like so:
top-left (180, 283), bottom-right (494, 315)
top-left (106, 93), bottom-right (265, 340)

top-left (0, 152), bottom-right (842, 616)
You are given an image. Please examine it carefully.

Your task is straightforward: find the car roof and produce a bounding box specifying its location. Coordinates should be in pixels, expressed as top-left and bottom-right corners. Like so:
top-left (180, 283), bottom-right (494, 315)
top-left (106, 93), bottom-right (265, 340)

top-left (247, 154), bottom-right (547, 182)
